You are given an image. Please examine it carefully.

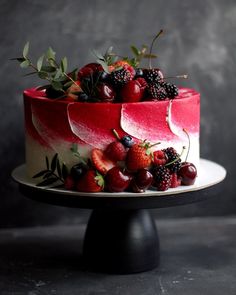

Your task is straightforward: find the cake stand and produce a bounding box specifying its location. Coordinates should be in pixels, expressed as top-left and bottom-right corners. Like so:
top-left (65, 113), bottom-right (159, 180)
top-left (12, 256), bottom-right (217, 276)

top-left (12, 159), bottom-right (226, 274)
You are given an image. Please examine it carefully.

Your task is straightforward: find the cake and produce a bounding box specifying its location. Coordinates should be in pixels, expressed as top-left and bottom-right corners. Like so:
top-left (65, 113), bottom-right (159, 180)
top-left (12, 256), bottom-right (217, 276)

top-left (16, 32), bottom-right (199, 193)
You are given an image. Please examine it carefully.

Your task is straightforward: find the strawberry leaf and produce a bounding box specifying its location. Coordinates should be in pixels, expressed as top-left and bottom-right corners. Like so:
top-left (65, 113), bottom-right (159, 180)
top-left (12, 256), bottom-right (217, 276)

top-left (36, 177), bottom-right (59, 187)
top-left (37, 55), bottom-right (44, 71)
top-left (33, 169), bottom-right (49, 178)
top-left (51, 153), bottom-right (58, 172)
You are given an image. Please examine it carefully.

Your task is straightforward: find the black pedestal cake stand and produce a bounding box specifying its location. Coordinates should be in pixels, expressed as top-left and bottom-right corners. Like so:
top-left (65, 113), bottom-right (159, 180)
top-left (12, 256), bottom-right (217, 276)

top-left (12, 159), bottom-right (226, 274)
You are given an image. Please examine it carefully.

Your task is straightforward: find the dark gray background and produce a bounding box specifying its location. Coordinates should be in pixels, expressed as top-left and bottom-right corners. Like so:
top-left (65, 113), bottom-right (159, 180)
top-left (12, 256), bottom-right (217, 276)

top-left (0, 0), bottom-right (234, 228)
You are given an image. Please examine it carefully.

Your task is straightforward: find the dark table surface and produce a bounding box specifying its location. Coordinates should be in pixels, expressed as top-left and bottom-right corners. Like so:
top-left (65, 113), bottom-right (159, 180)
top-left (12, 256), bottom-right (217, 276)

top-left (0, 216), bottom-right (236, 295)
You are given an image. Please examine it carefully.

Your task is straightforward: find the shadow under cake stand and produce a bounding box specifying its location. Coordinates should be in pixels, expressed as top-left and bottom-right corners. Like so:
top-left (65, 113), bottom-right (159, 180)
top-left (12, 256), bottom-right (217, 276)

top-left (12, 159), bottom-right (226, 274)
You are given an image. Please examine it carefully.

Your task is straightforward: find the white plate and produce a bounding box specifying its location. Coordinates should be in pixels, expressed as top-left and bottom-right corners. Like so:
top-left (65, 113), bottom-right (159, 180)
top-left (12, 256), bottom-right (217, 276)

top-left (12, 159), bottom-right (226, 198)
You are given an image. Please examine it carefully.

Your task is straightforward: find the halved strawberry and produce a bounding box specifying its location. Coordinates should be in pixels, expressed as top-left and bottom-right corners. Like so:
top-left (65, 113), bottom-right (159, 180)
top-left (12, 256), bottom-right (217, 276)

top-left (91, 148), bottom-right (116, 174)
top-left (76, 169), bottom-right (104, 192)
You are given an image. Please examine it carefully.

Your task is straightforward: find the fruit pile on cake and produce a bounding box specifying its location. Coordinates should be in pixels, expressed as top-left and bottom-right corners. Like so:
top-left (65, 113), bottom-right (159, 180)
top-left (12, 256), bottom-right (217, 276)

top-left (14, 30), bottom-right (200, 193)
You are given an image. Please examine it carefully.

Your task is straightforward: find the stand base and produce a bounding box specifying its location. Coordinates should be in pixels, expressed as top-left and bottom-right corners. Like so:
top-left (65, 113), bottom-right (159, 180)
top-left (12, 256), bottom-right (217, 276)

top-left (83, 209), bottom-right (160, 274)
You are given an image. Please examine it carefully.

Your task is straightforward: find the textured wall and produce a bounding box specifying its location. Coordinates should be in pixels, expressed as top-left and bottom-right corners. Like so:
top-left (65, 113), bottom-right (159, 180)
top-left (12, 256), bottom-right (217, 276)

top-left (0, 0), bottom-right (235, 228)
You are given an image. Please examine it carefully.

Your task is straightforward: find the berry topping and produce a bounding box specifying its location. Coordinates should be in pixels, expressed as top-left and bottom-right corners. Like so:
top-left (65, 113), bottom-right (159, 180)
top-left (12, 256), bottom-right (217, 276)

top-left (121, 135), bottom-right (134, 148)
top-left (163, 147), bottom-right (182, 173)
top-left (147, 83), bottom-right (167, 100)
top-left (105, 167), bottom-right (131, 192)
top-left (110, 68), bottom-right (132, 87)
top-left (143, 68), bottom-right (164, 83)
top-left (70, 162), bottom-right (88, 181)
top-left (178, 162), bottom-right (197, 185)
top-left (153, 150), bottom-right (167, 165)
top-left (96, 83), bottom-right (115, 102)
top-left (91, 148), bottom-right (116, 175)
top-left (64, 175), bottom-right (75, 190)
top-left (126, 142), bottom-right (153, 172)
top-left (161, 82), bottom-right (179, 98)
top-left (105, 141), bottom-right (127, 162)
top-left (76, 169), bottom-right (104, 192)
top-left (135, 68), bottom-right (144, 78)
top-left (170, 173), bottom-right (181, 188)
top-left (152, 165), bottom-right (171, 191)
top-left (133, 168), bottom-right (153, 191)
top-left (120, 80), bottom-right (143, 103)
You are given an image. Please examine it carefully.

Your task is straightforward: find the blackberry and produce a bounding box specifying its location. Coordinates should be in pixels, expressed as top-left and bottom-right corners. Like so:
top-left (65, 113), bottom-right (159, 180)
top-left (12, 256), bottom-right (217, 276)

top-left (110, 68), bottom-right (132, 86)
top-left (161, 82), bottom-right (179, 98)
top-left (163, 147), bottom-right (181, 173)
top-left (143, 68), bottom-right (163, 83)
top-left (151, 165), bottom-right (171, 191)
top-left (147, 83), bottom-right (167, 100)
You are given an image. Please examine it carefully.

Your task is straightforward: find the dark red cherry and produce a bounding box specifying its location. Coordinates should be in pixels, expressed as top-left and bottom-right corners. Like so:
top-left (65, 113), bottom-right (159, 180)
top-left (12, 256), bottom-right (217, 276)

top-left (134, 168), bottom-right (153, 190)
top-left (105, 167), bottom-right (131, 192)
top-left (178, 162), bottom-right (197, 185)
top-left (97, 83), bottom-right (115, 102)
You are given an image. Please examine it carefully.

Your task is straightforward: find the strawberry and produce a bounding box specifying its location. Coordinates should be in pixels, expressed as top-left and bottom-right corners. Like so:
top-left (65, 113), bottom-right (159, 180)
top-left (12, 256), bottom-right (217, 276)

top-left (153, 150), bottom-right (167, 166)
top-left (126, 142), bottom-right (152, 172)
top-left (105, 141), bottom-right (127, 162)
top-left (120, 80), bottom-right (143, 103)
top-left (76, 170), bottom-right (104, 192)
top-left (91, 148), bottom-right (116, 175)
top-left (170, 173), bottom-right (181, 188)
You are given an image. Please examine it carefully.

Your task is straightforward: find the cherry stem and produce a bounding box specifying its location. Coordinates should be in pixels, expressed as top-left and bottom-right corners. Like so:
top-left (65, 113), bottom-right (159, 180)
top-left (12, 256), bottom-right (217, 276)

top-left (112, 129), bottom-right (121, 140)
top-left (148, 29), bottom-right (164, 69)
top-left (183, 128), bottom-right (190, 162)
top-left (165, 146), bottom-right (186, 167)
top-left (163, 74), bottom-right (188, 80)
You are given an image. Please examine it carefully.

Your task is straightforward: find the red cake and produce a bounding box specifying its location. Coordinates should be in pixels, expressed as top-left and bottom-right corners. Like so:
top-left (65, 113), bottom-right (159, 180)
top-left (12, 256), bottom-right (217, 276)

top-left (16, 32), bottom-right (199, 192)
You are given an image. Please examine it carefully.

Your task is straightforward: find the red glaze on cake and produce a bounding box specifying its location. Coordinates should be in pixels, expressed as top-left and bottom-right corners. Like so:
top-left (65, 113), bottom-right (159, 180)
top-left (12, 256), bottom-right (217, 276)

top-left (24, 87), bottom-right (200, 177)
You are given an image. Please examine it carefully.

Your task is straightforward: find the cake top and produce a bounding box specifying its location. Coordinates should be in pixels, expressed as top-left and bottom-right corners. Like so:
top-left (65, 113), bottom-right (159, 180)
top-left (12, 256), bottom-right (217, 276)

top-left (13, 30), bottom-right (189, 104)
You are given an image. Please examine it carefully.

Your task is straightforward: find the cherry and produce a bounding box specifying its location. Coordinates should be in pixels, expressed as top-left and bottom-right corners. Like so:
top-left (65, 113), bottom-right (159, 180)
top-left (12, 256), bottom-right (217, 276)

top-left (120, 80), bottom-right (143, 103)
top-left (97, 83), bottom-right (115, 102)
top-left (178, 162), bottom-right (197, 185)
top-left (133, 168), bottom-right (153, 192)
top-left (105, 167), bottom-right (131, 192)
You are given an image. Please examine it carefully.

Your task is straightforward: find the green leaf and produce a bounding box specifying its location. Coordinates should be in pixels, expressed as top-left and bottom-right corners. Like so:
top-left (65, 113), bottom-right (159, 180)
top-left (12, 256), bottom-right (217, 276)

top-left (46, 47), bottom-right (56, 60)
top-left (63, 81), bottom-right (73, 88)
top-left (33, 169), bottom-right (49, 178)
top-left (38, 71), bottom-right (48, 79)
top-left (92, 49), bottom-right (105, 61)
top-left (130, 45), bottom-right (140, 57)
top-left (20, 60), bottom-right (30, 68)
top-left (43, 171), bottom-right (53, 179)
top-left (143, 54), bottom-right (157, 59)
top-left (23, 41), bottom-right (30, 58)
top-left (36, 177), bottom-right (59, 187)
top-left (96, 59), bottom-right (109, 73)
top-left (61, 57), bottom-right (68, 73)
top-left (41, 65), bottom-right (56, 73)
top-left (51, 81), bottom-right (63, 91)
top-left (71, 143), bottom-right (78, 153)
top-left (37, 55), bottom-right (44, 71)
top-left (51, 153), bottom-right (58, 172)
top-left (62, 163), bottom-right (69, 180)
top-left (54, 68), bottom-right (63, 80)
top-left (57, 158), bottom-right (62, 178)
top-left (46, 156), bottom-right (49, 169)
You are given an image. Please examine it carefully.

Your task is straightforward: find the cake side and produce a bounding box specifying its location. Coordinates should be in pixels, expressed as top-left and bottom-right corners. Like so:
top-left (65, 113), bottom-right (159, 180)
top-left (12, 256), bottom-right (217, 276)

top-left (24, 87), bottom-right (200, 178)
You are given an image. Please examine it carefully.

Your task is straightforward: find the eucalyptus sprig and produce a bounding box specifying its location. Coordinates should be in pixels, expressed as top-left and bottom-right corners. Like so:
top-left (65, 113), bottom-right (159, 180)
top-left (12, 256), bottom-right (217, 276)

top-left (33, 153), bottom-right (69, 187)
top-left (11, 42), bottom-right (78, 93)
top-left (92, 46), bottom-right (119, 73)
